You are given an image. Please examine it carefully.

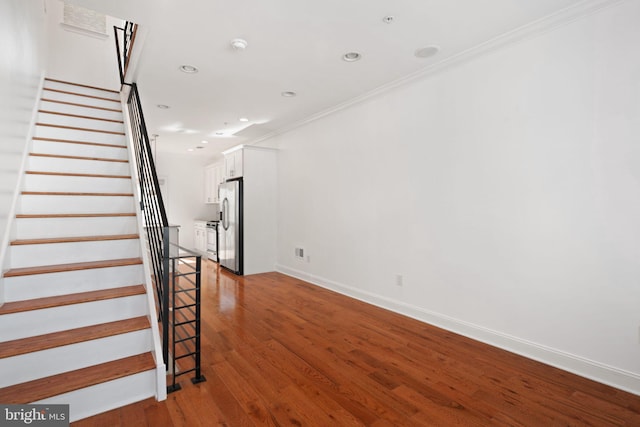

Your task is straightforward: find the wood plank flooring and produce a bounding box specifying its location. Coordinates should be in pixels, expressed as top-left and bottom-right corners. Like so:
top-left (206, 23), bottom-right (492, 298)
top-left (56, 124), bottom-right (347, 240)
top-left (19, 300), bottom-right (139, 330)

top-left (0, 316), bottom-right (149, 359)
top-left (73, 261), bottom-right (640, 426)
top-left (0, 284), bottom-right (145, 315)
top-left (3, 257), bottom-right (142, 277)
top-left (0, 353), bottom-right (155, 404)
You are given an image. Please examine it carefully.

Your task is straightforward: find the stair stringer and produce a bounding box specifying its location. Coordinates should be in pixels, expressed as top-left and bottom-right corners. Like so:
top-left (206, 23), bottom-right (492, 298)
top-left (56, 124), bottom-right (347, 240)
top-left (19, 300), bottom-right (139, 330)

top-left (120, 88), bottom-right (167, 402)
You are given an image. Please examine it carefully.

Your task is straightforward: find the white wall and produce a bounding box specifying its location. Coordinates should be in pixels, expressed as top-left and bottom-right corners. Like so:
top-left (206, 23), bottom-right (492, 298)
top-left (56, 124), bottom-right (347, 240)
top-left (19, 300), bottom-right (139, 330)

top-left (273, 1), bottom-right (640, 393)
top-left (155, 152), bottom-right (218, 250)
top-left (0, 0), bottom-right (48, 283)
top-left (44, 0), bottom-right (121, 91)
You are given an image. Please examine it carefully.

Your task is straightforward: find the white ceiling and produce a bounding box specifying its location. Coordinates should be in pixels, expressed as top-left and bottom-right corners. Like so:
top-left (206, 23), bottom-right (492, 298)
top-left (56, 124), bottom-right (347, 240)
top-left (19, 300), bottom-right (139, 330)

top-left (68, 0), bottom-right (592, 157)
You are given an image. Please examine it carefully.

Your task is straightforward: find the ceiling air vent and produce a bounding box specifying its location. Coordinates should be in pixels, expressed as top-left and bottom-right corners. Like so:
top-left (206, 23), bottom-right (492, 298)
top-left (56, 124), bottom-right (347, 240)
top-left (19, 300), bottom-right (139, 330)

top-left (62, 3), bottom-right (107, 38)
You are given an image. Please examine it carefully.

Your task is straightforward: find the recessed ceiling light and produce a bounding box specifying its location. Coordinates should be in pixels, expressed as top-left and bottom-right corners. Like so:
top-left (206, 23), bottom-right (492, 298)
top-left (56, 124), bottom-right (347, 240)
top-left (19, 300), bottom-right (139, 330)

top-left (187, 148), bottom-right (194, 152)
top-left (230, 38), bottom-right (248, 51)
top-left (175, 128), bottom-right (198, 134)
top-left (414, 45), bottom-right (440, 59)
top-left (343, 52), bottom-right (361, 62)
top-left (201, 140), bottom-right (208, 144)
top-left (179, 65), bottom-right (198, 73)
top-left (157, 104), bottom-right (170, 109)
top-left (239, 117), bottom-right (249, 122)
top-left (281, 91), bottom-right (297, 97)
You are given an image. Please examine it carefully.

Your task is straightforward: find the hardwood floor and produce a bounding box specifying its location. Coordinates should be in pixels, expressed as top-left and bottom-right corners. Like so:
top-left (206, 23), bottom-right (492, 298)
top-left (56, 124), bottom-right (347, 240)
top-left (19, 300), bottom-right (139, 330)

top-left (73, 261), bottom-right (640, 426)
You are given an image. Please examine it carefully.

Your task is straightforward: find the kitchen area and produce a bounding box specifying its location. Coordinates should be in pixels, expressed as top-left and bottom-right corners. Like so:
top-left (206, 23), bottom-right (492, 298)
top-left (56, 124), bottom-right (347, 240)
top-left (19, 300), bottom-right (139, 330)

top-left (192, 145), bottom-right (277, 276)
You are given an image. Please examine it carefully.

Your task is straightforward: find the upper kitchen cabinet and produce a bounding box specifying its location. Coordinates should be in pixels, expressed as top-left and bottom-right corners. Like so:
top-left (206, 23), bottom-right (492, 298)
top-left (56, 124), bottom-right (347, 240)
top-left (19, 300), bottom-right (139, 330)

top-left (204, 162), bottom-right (224, 204)
top-left (224, 148), bottom-right (243, 179)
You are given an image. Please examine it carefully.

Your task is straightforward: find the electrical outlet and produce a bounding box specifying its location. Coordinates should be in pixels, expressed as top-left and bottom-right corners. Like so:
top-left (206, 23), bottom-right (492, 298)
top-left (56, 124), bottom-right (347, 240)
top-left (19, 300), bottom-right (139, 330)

top-left (395, 274), bottom-right (403, 287)
top-left (306, 255), bottom-right (311, 263)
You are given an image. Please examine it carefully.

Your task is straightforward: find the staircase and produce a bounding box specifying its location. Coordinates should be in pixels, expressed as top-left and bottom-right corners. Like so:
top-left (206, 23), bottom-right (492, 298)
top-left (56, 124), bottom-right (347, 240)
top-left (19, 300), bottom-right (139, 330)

top-left (0, 78), bottom-right (163, 422)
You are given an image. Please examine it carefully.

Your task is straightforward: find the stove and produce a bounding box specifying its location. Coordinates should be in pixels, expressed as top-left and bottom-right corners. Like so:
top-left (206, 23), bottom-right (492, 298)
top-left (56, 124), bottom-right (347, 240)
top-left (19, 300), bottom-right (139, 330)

top-left (205, 221), bottom-right (218, 262)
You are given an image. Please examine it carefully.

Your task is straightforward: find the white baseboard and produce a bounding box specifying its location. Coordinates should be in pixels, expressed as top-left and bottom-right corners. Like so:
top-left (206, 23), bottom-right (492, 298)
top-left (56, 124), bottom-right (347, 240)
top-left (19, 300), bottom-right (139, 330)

top-left (276, 263), bottom-right (640, 396)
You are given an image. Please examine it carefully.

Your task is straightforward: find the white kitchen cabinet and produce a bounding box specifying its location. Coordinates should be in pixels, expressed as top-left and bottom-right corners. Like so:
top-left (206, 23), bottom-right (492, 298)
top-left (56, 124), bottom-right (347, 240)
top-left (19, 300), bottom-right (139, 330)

top-left (204, 166), bottom-right (215, 204)
top-left (217, 164), bottom-right (225, 186)
top-left (204, 162), bottom-right (224, 204)
top-left (221, 145), bottom-right (277, 275)
top-left (224, 148), bottom-right (243, 179)
top-left (194, 220), bottom-right (207, 253)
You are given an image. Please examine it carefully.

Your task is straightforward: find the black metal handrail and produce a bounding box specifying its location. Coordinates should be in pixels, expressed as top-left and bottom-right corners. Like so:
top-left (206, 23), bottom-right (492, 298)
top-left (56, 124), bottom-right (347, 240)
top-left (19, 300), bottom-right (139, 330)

top-left (167, 246), bottom-right (206, 392)
top-left (116, 20), bottom-right (204, 393)
top-left (126, 82), bottom-right (171, 369)
top-left (114, 21), bottom-right (136, 85)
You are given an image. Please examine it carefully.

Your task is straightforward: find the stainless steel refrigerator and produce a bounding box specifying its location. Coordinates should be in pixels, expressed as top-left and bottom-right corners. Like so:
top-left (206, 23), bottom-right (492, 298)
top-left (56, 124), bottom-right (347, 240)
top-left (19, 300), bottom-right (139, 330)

top-left (218, 178), bottom-right (243, 275)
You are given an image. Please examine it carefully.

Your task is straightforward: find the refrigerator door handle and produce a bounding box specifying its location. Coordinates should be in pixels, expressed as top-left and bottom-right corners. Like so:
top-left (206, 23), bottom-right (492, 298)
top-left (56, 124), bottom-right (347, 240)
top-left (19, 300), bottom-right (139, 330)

top-left (222, 197), bottom-right (229, 230)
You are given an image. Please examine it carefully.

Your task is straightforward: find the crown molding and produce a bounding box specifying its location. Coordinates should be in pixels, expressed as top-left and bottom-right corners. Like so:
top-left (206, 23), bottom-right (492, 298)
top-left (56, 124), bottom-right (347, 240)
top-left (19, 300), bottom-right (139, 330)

top-left (249, 0), bottom-right (626, 147)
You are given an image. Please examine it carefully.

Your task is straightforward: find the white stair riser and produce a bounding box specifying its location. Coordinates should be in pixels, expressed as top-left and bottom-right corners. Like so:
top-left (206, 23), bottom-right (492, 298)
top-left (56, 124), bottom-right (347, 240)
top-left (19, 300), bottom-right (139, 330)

top-left (34, 125), bottom-right (125, 146)
top-left (0, 295), bottom-right (148, 341)
top-left (27, 157), bottom-right (131, 176)
top-left (36, 369), bottom-right (157, 422)
top-left (37, 112), bottom-right (125, 134)
top-left (23, 174), bottom-right (133, 194)
top-left (32, 140), bottom-right (128, 159)
top-left (15, 217), bottom-right (139, 240)
top-left (4, 265), bottom-right (145, 302)
top-left (0, 329), bottom-right (153, 388)
top-left (40, 100), bottom-right (123, 122)
top-left (19, 195), bottom-right (135, 215)
top-left (10, 239), bottom-right (141, 268)
top-left (42, 89), bottom-right (122, 110)
top-left (44, 81), bottom-right (120, 101)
